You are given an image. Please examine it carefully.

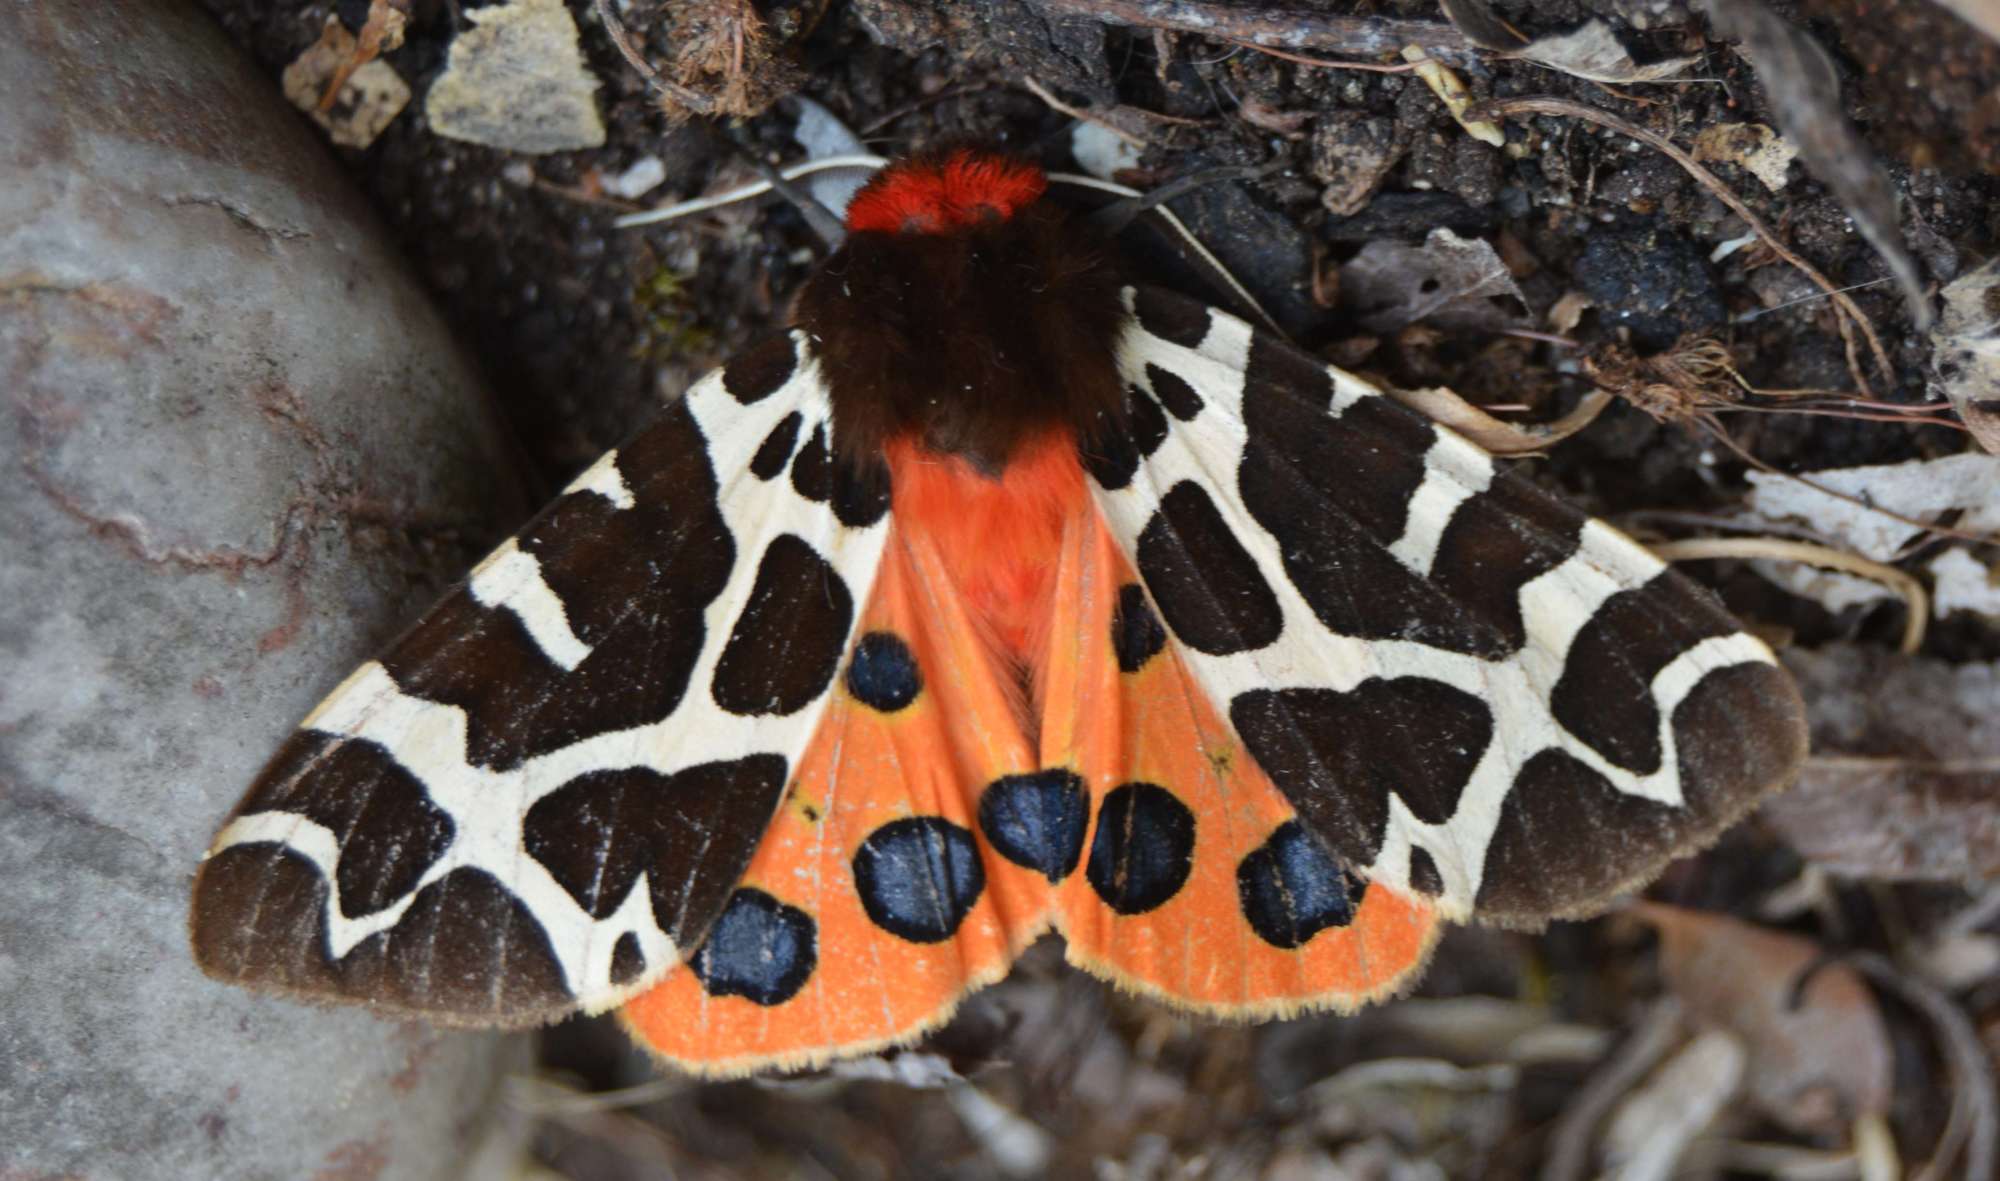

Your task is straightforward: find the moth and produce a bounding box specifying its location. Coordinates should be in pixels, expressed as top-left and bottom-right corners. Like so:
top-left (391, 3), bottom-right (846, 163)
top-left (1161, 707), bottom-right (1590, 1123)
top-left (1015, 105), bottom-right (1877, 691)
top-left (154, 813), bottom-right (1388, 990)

top-left (191, 149), bottom-right (1808, 1075)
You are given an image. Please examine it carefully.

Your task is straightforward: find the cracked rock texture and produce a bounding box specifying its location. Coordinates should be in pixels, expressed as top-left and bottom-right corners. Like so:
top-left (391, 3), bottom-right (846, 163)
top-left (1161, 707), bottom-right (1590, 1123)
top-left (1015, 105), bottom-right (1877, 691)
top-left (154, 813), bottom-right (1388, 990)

top-left (1, 2), bottom-right (533, 1178)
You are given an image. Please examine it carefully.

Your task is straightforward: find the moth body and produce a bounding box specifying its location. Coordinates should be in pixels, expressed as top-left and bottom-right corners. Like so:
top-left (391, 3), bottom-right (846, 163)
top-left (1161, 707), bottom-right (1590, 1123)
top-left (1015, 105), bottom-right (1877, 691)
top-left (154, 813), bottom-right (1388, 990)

top-left (190, 148), bottom-right (1807, 1075)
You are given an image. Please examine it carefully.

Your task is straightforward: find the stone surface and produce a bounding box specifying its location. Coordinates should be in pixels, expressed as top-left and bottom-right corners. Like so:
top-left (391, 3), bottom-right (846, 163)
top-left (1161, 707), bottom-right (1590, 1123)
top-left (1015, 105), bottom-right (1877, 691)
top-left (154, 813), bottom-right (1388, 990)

top-left (0, 3), bottom-right (533, 1178)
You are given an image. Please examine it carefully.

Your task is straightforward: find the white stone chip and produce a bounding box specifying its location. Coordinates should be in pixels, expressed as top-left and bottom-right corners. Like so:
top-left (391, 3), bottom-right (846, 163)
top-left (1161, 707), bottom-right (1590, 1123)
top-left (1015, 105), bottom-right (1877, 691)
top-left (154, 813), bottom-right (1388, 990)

top-left (425, 0), bottom-right (605, 154)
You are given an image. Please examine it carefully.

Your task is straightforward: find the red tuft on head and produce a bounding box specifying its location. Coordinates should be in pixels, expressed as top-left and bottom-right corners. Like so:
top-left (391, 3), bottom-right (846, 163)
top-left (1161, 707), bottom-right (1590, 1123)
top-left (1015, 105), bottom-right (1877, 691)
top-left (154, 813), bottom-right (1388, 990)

top-left (844, 149), bottom-right (1049, 235)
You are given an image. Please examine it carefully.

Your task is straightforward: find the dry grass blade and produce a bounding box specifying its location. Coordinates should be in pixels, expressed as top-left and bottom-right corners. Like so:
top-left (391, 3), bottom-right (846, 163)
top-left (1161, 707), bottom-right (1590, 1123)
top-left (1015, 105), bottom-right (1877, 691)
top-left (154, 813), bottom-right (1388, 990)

top-left (1841, 953), bottom-right (1996, 1181)
top-left (1649, 536), bottom-right (1927, 652)
top-left (1394, 386), bottom-right (1612, 454)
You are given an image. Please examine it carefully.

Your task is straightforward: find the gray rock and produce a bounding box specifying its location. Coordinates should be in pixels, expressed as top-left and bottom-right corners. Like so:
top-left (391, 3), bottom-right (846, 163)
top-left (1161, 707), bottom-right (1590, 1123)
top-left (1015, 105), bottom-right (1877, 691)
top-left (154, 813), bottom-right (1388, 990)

top-left (0, 3), bottom-right (534, 1178)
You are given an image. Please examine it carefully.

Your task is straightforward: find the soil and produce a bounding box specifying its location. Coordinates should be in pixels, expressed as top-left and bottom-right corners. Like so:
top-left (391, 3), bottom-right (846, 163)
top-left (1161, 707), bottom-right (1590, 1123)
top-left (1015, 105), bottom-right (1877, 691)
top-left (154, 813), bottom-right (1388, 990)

top-left (188, 1), bottom-right (2000, 1176)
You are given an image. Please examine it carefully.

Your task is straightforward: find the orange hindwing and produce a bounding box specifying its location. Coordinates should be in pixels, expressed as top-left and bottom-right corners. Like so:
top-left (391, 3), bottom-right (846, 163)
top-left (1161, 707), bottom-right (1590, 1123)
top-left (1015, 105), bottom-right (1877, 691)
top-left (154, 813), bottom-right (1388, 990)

top-left (624, 443), bottom-right (1437, 1072)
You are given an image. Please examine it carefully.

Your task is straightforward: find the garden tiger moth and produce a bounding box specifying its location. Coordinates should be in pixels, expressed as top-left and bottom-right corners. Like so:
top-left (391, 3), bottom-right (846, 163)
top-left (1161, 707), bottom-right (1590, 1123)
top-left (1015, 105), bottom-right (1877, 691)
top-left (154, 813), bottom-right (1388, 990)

top-left (190, 147), bottom-right (1808, 1074)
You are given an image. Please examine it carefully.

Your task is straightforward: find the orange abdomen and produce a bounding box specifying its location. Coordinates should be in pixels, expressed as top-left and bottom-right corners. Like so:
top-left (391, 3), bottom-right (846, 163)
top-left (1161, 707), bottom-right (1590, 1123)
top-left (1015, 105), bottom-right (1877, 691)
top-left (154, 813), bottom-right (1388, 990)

top-left (882, 432), bottom-right (1085, 667)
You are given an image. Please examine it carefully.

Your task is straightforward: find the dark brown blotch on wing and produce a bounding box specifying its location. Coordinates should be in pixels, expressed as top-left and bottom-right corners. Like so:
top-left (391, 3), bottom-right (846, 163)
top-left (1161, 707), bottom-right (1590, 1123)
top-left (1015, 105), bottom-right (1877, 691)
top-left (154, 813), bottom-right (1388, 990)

top-left (384, 401), bottom-right (735, 770)
top-left (192, 852), bottom-right (573, 1026)
top-left (242, 730), bottom-right (454, 919)
top-left (523, 755), bottom-right (790, 946)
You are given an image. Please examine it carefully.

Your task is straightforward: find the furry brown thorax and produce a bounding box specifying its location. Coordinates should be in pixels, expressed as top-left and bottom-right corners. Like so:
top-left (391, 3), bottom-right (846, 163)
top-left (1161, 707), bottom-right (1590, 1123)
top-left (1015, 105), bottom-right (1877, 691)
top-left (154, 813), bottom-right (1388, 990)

top-left (792, 150), bottom-right (1128, 473)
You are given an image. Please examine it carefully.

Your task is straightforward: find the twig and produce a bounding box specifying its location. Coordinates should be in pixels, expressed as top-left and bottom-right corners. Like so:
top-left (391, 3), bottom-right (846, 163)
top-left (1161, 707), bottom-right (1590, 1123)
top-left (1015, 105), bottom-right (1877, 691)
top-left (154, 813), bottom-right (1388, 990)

top-left (591, 0), bottom-right (718, 115)
top-left (1842, 953), bottom-right (1996, 1181)
top-left (1024, 0), bottom-right (1471, 57)
top-left (1230, 39), bottom-right (1427, 72)
top-left (1020, 76), bottom-right (1146, 147)
top-left (1467, 96), bottom-right (1894, 393)
top-left (1648, 536), bottom-right (1928, 653)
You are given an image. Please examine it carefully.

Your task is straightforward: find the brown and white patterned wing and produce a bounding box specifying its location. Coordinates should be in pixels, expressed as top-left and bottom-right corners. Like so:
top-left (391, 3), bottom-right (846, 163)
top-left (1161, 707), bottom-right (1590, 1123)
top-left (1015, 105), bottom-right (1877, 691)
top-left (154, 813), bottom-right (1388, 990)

top-left (1081, 286), bottom-right (1807, 925)
top-left (191, 333), bottom-right (894, 1026)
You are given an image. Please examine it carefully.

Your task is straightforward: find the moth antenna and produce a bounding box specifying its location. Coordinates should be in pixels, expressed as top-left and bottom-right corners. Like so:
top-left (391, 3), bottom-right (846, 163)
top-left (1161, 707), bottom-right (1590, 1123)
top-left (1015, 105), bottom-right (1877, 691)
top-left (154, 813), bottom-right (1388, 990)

top-left (610, 156), bottom-right (886, 231)
top-left (1050, 170), bottom-right (1288, 340)
top-left (725, 127), bottom-right (849, 249)
top-left (1086, 158), bottom-right (1288, 235)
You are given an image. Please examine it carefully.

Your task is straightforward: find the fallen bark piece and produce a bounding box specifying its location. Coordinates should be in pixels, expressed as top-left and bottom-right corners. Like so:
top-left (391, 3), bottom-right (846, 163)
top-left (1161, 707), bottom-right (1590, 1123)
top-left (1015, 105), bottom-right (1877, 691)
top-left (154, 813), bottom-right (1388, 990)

top-left (1769, 646), bottom-right (2000, 880)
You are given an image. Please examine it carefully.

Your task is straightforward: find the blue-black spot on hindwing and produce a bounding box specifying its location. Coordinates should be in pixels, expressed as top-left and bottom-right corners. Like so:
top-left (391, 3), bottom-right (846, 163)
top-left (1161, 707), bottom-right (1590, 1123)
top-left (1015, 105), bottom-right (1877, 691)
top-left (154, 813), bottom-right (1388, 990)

top-left (1408, 846), bottom-right (1445, 897)
top-left (243, 730), bottom-right (454, 919)
top-left (852, 817), bottom-right (985, 942)
top-left (1086, 783), bottom-right (1196, 915)
top-left (791, 422), bottom-right (832, 502)
top-left (845, 630), bottom-right (922, 712)
top-left (1146, 362), bottom-right (1204, 421)
top-left (750, 411), bottom-right (803, 481)
top-left (610, 932), bottom-right (646, 985)
top-left (1230, 678), bottom-right (1492, 870)
top-left (831, 449), bottom-right (892, 528)
top-left (692, 888), bottom-right (817, 1005)
top-left (1551, 571), bottom-right (1741, 775)
top-left (712, 535), bottom-right (854, 716)
top-left (1137, 481), bottom-right (1283, 656)
top-left (1132, 287), bottom-right (1213, 348)
top-left (978, 770), bottom-right (1089, 882)
top-left (522, 754), bottom-right (789, 944)
top-left (389, 399), bottom-right (734, 770)
top-left (723, 334), bottom-right (797, 404)
top-left (1111, 582), bottom-right (1167, 673)
top-left (1237, 821), bottom-right (1366, 949)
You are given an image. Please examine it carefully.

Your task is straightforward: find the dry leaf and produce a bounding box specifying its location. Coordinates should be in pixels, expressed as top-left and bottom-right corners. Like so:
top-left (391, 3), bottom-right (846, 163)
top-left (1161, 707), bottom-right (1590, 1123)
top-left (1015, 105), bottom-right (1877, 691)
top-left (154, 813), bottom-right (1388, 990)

top-left (1340, 228), bottom-right (1528, 333)
top-left (1926, 0), bottom-right (2000, 45)
top-left (1637, 903), bottom-right (1893, 1137)
top-left (1767, 645), bottom-right (2000, 880)
top-left (1514, 20), bottom-right (1700, 83)
top-left (1744, 452), bottom-right (2000, 560)
top-left (1692, 122), bottom-right (1798, 193)
top-left (1439, 0), bottom-right (1697, 82)
top-left (425, 0), bottom-right (606, 154)
top-left (1237, 97), bottom-right (1310, 139)
top-left (280, 16), bottom-right (411, 149)
top-left (1931, 257), bottom-right (2000, 454)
